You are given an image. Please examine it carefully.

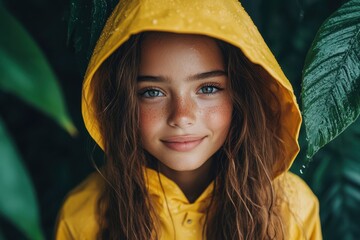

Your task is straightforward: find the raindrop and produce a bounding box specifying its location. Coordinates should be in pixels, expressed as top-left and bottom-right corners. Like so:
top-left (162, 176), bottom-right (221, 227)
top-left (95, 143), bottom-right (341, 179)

top-left (299, 164), bottom-right (307, 175)
top-left (152, 19), bottom-right (158, 25)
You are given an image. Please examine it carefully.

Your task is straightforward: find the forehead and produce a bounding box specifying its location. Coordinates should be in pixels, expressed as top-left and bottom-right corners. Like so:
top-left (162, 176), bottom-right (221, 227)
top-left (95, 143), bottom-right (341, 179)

top-left (139, 32), bottom-right (225, 74)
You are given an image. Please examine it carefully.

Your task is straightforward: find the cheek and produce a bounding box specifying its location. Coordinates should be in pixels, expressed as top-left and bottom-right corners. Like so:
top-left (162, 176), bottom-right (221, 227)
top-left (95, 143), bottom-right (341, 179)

top-left (139, 104), bottom-right (165, 136)
top-left (202, 98), bottom-right (233, 132)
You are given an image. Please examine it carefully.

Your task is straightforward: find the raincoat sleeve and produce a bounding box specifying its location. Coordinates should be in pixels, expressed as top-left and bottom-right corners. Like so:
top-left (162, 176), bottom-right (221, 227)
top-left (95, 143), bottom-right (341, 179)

top-left (55, 173), bottom-right (102, 240)
top-left (279, 172), bottom-right (322, 239)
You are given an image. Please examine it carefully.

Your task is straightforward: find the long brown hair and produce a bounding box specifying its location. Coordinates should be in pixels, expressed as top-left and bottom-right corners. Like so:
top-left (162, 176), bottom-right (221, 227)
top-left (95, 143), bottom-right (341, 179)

top-left (91, 32), bottom-right (286, 239)
top-left (206, 41), bottom-right (286, 239)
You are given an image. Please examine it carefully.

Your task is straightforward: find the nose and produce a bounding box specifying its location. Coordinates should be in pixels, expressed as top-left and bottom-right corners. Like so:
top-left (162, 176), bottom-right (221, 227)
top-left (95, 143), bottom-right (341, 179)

top-left (167, 95), bottom-right (196, 128)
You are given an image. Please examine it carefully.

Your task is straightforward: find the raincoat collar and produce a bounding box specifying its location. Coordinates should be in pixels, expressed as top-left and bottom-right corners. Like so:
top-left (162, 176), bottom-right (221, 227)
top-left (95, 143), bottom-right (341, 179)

top-left (144, 168), bottom-right (214, 239)
top-left (145, 168), bottom-right (214, 205)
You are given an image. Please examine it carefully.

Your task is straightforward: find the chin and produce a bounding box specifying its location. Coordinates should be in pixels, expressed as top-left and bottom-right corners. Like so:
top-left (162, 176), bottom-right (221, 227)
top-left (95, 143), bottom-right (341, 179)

top-left (160, 158), bottom-right (210, 172)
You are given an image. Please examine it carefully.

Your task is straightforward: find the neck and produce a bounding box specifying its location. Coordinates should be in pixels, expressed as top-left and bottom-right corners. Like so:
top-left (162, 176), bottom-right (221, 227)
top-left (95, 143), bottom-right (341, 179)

top-left (158, 158), bottom-right (215, 203)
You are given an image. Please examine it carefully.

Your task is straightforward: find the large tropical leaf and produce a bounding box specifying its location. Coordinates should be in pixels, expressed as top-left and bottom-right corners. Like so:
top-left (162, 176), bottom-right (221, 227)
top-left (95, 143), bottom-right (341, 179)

top-left (0, 5), bottom-right (76, 135)
top-left (0, 118), bottom-right (44, 240)
top-left (68, 0), bottom-right (118, 73)
top-left (301, 0), bottom-right (360, 158)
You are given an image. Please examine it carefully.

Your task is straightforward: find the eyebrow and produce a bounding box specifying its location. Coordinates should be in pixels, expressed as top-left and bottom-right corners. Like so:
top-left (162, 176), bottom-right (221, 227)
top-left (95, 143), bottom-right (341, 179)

top-left (137, 70), bottom-right (227, 82)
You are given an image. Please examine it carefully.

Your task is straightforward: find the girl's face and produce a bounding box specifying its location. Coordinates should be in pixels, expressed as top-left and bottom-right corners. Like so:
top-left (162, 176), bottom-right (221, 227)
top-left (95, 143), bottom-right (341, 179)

top-left (137, 32), bottom-right (233, 172)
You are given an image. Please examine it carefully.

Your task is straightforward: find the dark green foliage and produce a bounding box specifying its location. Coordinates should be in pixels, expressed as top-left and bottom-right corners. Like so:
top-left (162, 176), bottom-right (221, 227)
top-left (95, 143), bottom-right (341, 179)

top-left (295, 119), bottom-right (360, 239)
top-left (302, 0), bottom-right (360, 158)
top-left (67, 0), bottom-right (118, 74)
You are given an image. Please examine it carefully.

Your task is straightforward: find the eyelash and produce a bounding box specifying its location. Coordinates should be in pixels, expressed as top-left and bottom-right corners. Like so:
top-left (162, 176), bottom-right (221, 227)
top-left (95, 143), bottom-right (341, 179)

top-left (138, 83), bottom-right (224, 98)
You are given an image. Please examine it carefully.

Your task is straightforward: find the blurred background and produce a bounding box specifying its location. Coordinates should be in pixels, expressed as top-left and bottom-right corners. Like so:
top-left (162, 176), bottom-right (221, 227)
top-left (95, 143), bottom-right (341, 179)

top-left (1, 0), bottom-right (358, 239)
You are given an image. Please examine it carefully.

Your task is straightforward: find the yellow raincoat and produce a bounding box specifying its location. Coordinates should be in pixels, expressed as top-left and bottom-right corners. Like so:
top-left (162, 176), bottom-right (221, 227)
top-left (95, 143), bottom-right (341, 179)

top-left (56, 0), bottom-right (322, 239)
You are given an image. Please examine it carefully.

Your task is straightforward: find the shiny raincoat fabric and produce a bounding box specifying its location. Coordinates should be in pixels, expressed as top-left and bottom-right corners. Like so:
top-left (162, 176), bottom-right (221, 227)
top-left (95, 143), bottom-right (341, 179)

top-left (56, 0), bottom-right (322, 239)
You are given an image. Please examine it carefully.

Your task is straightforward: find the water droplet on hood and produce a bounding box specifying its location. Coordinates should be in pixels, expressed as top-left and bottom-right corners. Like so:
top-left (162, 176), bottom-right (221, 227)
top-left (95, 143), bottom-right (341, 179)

top-left (152, 19), bottom-right (158, 25)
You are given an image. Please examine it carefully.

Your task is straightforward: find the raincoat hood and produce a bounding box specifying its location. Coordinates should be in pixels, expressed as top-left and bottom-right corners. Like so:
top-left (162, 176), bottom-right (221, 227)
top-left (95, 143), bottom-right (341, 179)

top-left (82, 0), bottom-right (302, 176)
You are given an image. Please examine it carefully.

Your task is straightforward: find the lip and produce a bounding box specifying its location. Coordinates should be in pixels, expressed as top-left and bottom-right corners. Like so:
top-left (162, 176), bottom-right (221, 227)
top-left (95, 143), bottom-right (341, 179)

top-left (161, 135), bottom-right (206, 152)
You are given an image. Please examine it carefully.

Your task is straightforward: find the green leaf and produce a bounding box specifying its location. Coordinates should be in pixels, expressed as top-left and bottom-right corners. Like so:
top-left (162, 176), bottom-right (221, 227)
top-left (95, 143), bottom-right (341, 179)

top-left (301, 119), bottom-right (360, 240)
top-left (0, 5), bottom-right (77, 136)
top-left (0, 118), bottom-right (45, 240)
top-left (301, 0), bottom-right (360, 158)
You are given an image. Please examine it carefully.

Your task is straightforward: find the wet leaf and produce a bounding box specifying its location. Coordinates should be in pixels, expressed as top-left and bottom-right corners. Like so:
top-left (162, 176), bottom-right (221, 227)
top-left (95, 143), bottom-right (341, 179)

top-left (301, 0), bottom-right (360, 158)
top-left (0, 5), bottom-right (77, 136)
top-left (0, 118), bottom-right (44, 240)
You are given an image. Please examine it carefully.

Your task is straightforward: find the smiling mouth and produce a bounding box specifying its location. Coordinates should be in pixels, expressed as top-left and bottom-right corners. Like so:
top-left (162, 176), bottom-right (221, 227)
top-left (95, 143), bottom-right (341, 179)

top-left (161, 136), bottom-right (206, 152)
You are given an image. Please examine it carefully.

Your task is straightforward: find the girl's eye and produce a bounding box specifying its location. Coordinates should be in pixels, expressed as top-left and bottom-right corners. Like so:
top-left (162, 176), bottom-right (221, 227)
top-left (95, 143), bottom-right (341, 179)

top-left (139, 88), bottom-right (164, 98)
top-left (198, 85), bottom-right (222, 95)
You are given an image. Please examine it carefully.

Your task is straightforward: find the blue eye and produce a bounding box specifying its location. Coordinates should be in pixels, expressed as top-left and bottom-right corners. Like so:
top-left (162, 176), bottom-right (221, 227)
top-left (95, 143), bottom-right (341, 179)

top-left (198, 85), bottom-right (221, 94)
top-left (140, 89), bottom-right (164, 98)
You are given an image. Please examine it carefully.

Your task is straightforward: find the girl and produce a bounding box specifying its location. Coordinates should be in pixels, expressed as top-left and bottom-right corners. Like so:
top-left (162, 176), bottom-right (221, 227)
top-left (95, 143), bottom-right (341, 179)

top-left (56, 0), bottom-right (322, 239)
